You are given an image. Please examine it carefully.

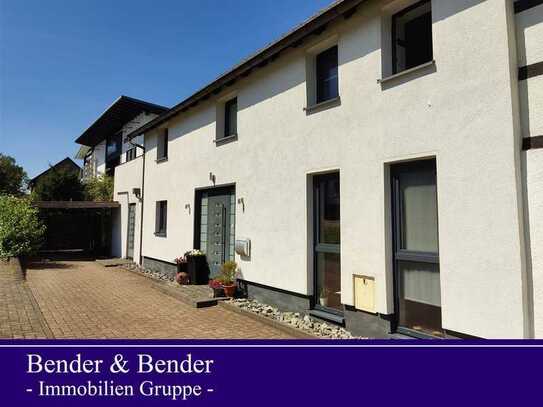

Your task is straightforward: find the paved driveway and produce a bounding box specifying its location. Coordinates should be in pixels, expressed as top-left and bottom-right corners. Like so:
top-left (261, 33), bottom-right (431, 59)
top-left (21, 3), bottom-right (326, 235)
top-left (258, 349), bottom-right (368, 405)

top-left (2, 259), bottom-right (293, 339)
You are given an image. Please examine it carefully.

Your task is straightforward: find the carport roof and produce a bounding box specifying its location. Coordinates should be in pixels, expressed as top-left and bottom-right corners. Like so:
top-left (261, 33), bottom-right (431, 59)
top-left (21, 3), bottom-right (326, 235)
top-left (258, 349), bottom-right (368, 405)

top-left (33, 201), bottom-right (121, 209)
top-left (75, 96), bottom-right (169, 147)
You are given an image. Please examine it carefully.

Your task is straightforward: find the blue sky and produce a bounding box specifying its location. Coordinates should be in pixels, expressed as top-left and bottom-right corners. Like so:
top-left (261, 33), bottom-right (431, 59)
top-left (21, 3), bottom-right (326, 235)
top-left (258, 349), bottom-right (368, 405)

top-left (0, 0), bottom-right (332, 178)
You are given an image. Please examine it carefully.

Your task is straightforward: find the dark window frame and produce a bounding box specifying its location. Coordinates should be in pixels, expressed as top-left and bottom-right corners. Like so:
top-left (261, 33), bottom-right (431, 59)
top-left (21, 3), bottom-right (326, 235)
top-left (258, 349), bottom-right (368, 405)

top-left (223, 97), bottom-right (238, 139)
top-left (390, 158), bottom-right (441, 338)
top-left (315, 45), bottom-right (339, 104)
top-left (313, 172), bottom-right (342, 316)
top-left (155, 201), bottom-right (167, 236)
top-left (125, 147), bottom-right (137, 162)
top-left (157, 129), bottom-right (169, 161)
top-left (391, 0), bottom-right (433, 75)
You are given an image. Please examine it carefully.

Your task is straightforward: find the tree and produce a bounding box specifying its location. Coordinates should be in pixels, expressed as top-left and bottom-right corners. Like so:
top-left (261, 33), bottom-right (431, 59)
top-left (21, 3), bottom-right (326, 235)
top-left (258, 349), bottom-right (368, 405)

top-left (84, 175), bottom-right (114, 202)
top-left (0, 195), bottom-right (45, 258)
top-left (0, 153), bottom-right (28, 196)
top-left (31, 167), bottom-right (85, 201)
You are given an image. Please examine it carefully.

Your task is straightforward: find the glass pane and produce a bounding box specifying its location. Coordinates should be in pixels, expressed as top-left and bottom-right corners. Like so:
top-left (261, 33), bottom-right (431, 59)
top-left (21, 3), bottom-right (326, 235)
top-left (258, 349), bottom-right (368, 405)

top-left (316, 252), bottom-right (341, 311)
top-left (398, 261), bottom-right (442, 335)
top-left (400, 168), bottom-right (438, 252)
top-left (316, 46), bottom-right (338, 103)
top-left (393, 1), bottom-right (432, 73)
top-left (318, 175), bottom-right (340, 244)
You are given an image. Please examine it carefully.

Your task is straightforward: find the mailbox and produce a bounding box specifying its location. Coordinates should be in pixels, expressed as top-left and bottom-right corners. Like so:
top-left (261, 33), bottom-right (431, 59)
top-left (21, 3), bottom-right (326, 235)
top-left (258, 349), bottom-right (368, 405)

top-left (235, 238), bottom-right (251, 257)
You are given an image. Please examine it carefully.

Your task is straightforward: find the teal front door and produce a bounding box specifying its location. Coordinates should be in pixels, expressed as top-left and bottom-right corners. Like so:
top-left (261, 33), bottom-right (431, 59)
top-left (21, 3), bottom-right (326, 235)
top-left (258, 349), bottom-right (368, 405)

top-left (196, 187), bottom-right (235, 278)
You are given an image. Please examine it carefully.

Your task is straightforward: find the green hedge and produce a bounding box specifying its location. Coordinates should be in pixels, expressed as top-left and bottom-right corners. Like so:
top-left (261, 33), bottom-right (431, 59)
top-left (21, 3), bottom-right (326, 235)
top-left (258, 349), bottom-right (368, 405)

top-left (0, 195), bottom-right (45, 259)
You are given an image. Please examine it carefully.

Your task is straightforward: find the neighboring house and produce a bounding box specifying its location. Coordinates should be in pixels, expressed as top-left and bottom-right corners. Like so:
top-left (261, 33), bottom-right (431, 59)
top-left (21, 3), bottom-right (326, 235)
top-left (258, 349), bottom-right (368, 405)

top-left (105, 0), bottom-right (541, 339)
top-left (73, 95), bottom-right (169, 259)
top-left (28, 157), bottom-right (81, 192)
top-left (74, 96), bottom-right (169, 181)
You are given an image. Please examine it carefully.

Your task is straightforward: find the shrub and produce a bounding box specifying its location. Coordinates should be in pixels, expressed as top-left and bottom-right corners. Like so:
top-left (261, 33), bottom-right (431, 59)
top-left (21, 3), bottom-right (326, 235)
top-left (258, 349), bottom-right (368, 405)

top-left (84, 175), bottom-right (114, 202)
top-left (217, 260), bottom-right (237, 285)
top-left (0, 195), bottom-right (46, 259)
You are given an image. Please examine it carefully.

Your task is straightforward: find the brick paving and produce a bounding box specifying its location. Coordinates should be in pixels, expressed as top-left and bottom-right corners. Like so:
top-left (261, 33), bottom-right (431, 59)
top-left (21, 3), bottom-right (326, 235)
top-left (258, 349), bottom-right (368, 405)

top-left (0, 258), bottom-right (294, 339)
top-left (0, 260), bottom-right (52, 339)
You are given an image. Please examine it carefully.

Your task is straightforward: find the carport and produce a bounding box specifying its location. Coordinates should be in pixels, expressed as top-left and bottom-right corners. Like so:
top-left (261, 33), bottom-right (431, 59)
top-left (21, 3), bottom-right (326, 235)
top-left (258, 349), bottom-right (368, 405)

top-left (34, 201), bottom-right (120, 256)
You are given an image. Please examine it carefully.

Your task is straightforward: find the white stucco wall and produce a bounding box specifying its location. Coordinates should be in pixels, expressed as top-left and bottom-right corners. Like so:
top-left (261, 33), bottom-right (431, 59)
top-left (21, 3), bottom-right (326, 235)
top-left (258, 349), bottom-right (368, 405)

top-left (136, 0), bottom-right (529, 338)
top-left (113, 156), bottom-right (143, 260)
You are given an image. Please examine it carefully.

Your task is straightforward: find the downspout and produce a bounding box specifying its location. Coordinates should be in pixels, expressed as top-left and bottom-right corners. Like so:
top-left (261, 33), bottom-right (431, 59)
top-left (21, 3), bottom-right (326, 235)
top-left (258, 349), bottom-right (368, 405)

top-left (129, 138), bottom-right (145, 266)
top-left (504, 0), bottom-right (534, 338)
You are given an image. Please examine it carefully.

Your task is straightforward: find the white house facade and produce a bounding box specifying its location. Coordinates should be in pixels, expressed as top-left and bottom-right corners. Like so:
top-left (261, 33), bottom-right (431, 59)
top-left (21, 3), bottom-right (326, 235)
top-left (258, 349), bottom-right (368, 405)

top-left (107, 0), bottom-right (542, 339)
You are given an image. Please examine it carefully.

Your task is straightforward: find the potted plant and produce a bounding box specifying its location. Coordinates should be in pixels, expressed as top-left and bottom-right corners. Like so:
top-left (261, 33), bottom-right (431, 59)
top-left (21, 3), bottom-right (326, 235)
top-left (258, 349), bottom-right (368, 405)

top-left (184, 249), bottom-right (209, 284)
top-left (174, 256), bottom-right (189, 285)
top-left (209, 279), bottom-right (225, 298)
top-left (218, 260), bottom-right (238, 298)
top-left (319, 287), bottom-right (329, 307)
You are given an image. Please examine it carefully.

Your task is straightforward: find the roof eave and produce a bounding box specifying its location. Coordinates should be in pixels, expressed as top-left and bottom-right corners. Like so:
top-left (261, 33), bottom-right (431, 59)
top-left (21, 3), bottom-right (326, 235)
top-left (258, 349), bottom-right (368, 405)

top-left (126, 0), bottom-right (366, 140)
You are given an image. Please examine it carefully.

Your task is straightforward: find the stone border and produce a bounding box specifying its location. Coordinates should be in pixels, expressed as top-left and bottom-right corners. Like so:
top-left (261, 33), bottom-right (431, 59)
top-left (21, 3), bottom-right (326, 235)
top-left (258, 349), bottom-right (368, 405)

top-left (218, 301), bottom-right (317, 339)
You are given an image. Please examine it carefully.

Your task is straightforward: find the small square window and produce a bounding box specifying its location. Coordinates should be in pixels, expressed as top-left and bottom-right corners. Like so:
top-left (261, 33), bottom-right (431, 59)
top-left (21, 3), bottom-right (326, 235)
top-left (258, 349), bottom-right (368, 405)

top-left (155, 201), bottom-right (167, 236)
top-left (224, 98), bottom-right (237, 138)
top-left (316, 46), bottom-right (339, 104)
top-left (392, 0), bottom-right (433, 74)
top-left (157, 129), bottom-right (168, 160)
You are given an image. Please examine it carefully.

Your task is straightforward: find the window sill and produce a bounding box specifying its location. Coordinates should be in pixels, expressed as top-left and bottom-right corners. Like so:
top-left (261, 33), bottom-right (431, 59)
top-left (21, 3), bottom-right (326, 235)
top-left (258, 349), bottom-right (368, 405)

top-left (377, 60), bottom-right (436, 84)
top-left (154, 232), bottom-right (167, 238)
top-left (304, 96), bottom-right (341, 115)
top-left (214, 134), bottom-right (238, 146)
top-left (155, 157), bottom-right (168, 163)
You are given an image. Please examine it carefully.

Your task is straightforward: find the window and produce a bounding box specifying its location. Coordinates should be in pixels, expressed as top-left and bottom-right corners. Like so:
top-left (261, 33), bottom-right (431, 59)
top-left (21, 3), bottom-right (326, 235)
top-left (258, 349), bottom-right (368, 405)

top-left (392, 0), bottom-right (433, 74)
top-left (125, 147), bottom-right (136, 162)
top-left (224, 98), bottom-right (237, 138)
top-left (155, 201), bottom-right (167, 236)
top-left (316, 46), bottom-right (339, 104)
top-left (106, 133), bottom-right (122, 161)
top-left (157, 128), bottom-right (168, 160)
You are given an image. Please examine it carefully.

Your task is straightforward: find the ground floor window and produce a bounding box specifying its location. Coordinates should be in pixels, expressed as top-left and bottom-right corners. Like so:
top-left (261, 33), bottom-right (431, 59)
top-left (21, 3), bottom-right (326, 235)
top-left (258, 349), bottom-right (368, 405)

top-left (391, 159), bottom-right (442, 337)
top-left (313, 172), bottom-right (341, 313)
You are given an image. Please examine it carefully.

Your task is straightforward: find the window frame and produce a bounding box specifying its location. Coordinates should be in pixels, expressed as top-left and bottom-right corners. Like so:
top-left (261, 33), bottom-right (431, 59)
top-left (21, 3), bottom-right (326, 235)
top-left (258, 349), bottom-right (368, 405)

top-left (223, 97), bottom-right (238, 139)
top-left (157, 128), bottom-right (169, 161)
top-left (155, 200), bottom-right (167, 236)
top-left (125, 147), bottom-right (136, 162)
top-left (315, 45), bottom-right (339, 104)
top-left (391, 0), bottom-right (433, 75)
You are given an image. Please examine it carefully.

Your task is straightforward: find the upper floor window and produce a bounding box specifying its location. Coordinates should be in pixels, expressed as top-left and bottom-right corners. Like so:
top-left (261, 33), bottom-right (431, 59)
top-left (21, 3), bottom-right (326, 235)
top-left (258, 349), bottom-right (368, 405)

top-left (316, 45), bottom-right (339, 104)
top-left (392, 0), bottom-right (433, 74)
top-left (155, 200), bottom-right (167, 236)
top-left (126, 147), bottom-right (136, 162)
top-left (157, 128), bottom-right (168, 161)
top-left (224, 97), bottom-right (237, 139)
top-left (106, 133), bottom-right (122, 161)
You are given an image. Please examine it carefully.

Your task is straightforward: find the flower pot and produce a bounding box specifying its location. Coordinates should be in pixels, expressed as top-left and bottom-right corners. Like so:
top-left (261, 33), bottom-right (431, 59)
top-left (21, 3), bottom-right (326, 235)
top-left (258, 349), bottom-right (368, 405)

top-left (187, 255), bottom-right (209, 285)
top-left (176, 262), bottom-right (188, 274)
top-left (222, 284), bottom-right (236, 298)
top-left (176, 272), bottom-right (190, 285)
top-left (319, 297), bottom-right (328, 307)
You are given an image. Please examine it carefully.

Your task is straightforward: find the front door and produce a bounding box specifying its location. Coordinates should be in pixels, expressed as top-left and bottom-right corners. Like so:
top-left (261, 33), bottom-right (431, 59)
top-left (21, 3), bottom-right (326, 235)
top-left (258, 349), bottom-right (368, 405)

top-left (126, 203), bottom-right (136, 259)
top-left (391, 159), bottom-right (442, 337)
top-left (196, 187), bottom-right (235, 278)
top-left (313, 173), bottom-right (342, 313)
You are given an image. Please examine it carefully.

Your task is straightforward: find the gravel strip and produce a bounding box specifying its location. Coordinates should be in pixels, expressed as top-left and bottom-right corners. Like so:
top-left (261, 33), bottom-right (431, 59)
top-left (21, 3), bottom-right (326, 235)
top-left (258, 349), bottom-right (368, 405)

top-left (227, 298), bottom-right (365, 339)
